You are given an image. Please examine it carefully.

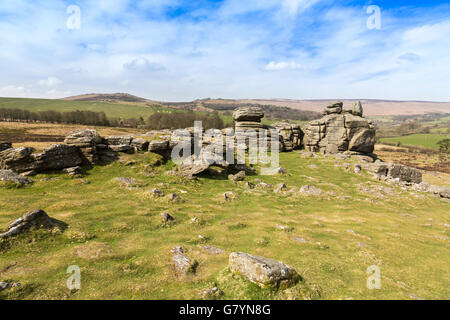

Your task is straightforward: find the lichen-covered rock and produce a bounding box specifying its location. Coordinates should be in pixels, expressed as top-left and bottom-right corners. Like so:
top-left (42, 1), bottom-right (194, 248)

top-left (299, 185), bottom-right (323, 196)
top-left (178, 156), bottom-right (211, 176)
top-left (233, 107), bottom-right (264, 122)
top-left (272, 122), bottom-right (304, 151)
top-left (149, 140), bottom-right (170, 152)
top-left (228, 171), bottom-right (246, 181)
top-left (229, 252), bottom-right (301, 289)
top-left (0, 169), bottom-right (32, 187)
top-left (114, 177), bottom-right (138, 188)
top-left (0, 209), bottom-right (56, 238)
top-left (323, 101), bottom-right (343, 115)
top-left (0, 144), bottom-right (84, 173)
top-left (348, 128), bottom-right (375, 154)
top-left (361, 162), bottom-right (422, 184)
top-left (172, 247), bottom-right (198, 275)
top-left (105, 135), bottom-right (133, 146)
top-left (0, 282), bottom-right (20, 292)
top-left (223, 191), bottom-right (236, 201)
top-left (62, 166), bottom-right (83, 176)
top-left (131, 138), bottom-right (149, 151)
top-left (64, 129), bottom-right (103, 164)
top-left (387, 163), bottom-right (422, 184)
top-left (33, 144), bottom-right (84, 171)
top-left (305, 101), bottom-right (375, 154)
top-left (64, 129), bottom-right (103, 147)
top-left (0, 147), bottom-right (36, 173)
top-left (352, 101), bottom-right (363, 116)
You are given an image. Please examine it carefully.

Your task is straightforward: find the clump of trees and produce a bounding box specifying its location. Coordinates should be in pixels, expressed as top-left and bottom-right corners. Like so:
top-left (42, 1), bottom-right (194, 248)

top-left (146, 111), bottom-right (224, 130)
top-left (437, 139), bottom-right (450, 153)
top-left (0, 108), bottom-right (110, 126)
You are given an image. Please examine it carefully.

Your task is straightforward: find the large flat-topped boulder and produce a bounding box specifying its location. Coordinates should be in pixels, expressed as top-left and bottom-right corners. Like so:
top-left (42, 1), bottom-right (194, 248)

top-left (0, 144), bottom-right (84, 173)
top-left (65, 129), bottom-right (103, 164)
top-left (64, 129), bottom-right (103, 147)
top-left (229, 252), bottom-right (301, 290)
top-left (233, 106), bottom-right (264, 122)
top-left (305, 101), bottom-right (375, 154)
top-left (105, 135), bottom-right (133, 146)
top-left (0, 147), bottom-right (36, 173)
top-left (33, 144), bottom-right (84, 171)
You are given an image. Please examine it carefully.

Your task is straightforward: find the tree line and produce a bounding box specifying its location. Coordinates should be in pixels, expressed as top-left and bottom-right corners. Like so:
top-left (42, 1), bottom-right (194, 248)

top-left (0, 107), bottom-right (225, 130)
top-left (145, 111), bottom-right (225, 130)
top-left (0, 108), bottom-right (110, 126)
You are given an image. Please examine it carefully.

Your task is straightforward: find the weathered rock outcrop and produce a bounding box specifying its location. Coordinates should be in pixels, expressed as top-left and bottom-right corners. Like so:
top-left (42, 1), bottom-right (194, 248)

top-left (172, 247), bottom-right (198, 275)
top-left (229, 252), bottom-right (301, 289)
top-left (0, 169), bottom-right (32, 187)
top-left (233, 107), bottom-right (265, 122)
top-left (361, 162), bottom-right (422, 184)
top-left (272, 122), bottom-right (303, 151)
top-left (305, 101), bottom-right (375, 154)
top-left (0, 144), bottom-right (83, 173)
top-left (33, 144), bottom-right (84, 171)
top-left (64, 129), bottom-right (103, 164)
top-left (232, 107), bottom-right (303, 152)
top-left (0, 209), bottom-right (57, 238)
top-left (131, 138), bottom-right (149, 151)
top-left (0, 147), bottom-right (36, 173)
top-left (149, 140), bottom-right (170, 153)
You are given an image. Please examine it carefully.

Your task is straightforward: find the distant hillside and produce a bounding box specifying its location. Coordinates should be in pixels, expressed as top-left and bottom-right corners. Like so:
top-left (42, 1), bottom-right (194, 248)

top-left (238, 99), bottom-right (450, 116)
top-left (0, 97), bottom-right (165, 120)
top-left (62, 93), bottom-right (157, 105)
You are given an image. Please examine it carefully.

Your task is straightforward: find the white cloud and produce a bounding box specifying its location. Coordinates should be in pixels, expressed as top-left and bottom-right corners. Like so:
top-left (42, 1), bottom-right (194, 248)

top-left (265, 61), bottom-right (306, 70)
top-left (38, 77), bottom-right (62, 87)
top-left (282, 0), bottom-right (321, 15)
top-left (0, 85), bottom-right (26, 97)
top-left (123, 58), bottom-right (164, 72)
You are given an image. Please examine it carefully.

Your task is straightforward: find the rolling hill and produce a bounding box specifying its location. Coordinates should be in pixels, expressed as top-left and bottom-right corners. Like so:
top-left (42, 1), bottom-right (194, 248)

top-left (238, 99), bottom-right (450, 116)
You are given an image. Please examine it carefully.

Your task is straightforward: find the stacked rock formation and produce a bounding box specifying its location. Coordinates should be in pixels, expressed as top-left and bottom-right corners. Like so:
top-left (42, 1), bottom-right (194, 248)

top-left (64, 129), bottom-right (103, 164)
top-left (232, 107), bottom-right (302, 152)
top-left (233, 107), bottom-right (265, 130)
top-left (272, 122), bottom-right (303, 151)
top-left (304, 101), bottom-right (375, 154)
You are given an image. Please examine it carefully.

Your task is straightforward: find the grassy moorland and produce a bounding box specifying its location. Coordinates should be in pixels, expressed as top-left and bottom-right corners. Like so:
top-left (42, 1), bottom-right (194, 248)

top-left (0, 151), bottom-right (449, 300)
top-left (379, 134), bottom-right (450, 149)
top-left (0, 97), bottom-right (166, 120)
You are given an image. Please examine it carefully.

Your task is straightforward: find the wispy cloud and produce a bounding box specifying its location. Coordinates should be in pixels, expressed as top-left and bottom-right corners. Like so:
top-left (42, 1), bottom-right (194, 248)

top-left (0, 0), bottom-right (449, 101)
top-left (265, 61), bottom-right (307, 71)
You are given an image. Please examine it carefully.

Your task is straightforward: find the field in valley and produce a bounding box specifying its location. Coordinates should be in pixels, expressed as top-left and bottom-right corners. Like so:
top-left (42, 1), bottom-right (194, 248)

top-left (379, 134), bottom-right (450, 150)
top-left (0, 148), bottom-right (449, 300)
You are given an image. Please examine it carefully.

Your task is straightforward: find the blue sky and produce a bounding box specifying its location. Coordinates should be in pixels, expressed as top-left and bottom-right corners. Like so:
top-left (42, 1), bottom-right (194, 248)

top-left (0, 0), bottom-right (449, 101)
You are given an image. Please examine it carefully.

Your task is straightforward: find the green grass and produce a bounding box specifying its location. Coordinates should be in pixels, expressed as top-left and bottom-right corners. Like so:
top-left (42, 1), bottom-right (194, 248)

top-left (380, 133), bottom-right (450, 149)
top-left (0, 97), bottom-right (169, 119)
top-left (0, 152), bottom-right (449, 300)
